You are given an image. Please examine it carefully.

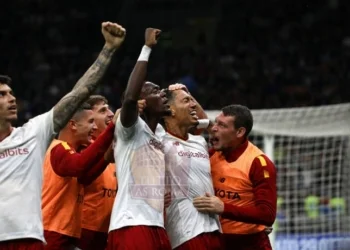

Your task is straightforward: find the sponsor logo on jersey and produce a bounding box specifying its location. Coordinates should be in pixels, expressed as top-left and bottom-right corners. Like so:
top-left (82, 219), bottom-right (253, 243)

top-left (102, 187), bottom-right (117, 198)
top-left (0, 148), bottom-right (29, 159)
top-left (150, 138), bottom-right (163, 151)
top-left (215, 188), bottom-right (241, 200)
top-left (178, 150), bottom-right (209, 159)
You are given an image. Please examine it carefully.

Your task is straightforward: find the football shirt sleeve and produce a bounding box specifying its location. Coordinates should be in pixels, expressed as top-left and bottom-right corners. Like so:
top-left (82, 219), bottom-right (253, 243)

top-left (27, 109), bottom-right (56, 154)
top-left (221, 154), bottom-right (277, 226)
top-left (115, 116), bottom-right (143, 141)
top-left (78, 157), bottom-right (109, 185)
top-left (50, 123), bottom-right (115, 178)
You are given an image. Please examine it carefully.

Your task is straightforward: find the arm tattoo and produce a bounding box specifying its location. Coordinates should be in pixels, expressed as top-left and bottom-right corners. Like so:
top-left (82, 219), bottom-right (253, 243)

top-left (53, 45), bottom-right (116, 132)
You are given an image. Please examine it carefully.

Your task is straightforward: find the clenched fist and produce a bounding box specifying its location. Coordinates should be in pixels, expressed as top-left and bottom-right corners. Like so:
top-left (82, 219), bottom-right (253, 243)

top-left (101, 22), bottom-right (126, 49)
top-left (145, 28), bottom-right (161, 48)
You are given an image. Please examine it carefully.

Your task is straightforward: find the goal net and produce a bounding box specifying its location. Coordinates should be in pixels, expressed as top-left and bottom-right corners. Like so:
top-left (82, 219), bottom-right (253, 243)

top-left (206, 103), bottom-right (350, 250)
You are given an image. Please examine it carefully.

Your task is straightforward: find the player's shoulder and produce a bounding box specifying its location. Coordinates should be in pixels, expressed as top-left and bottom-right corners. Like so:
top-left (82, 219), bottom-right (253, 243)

top-left (29, 109), bottom-right (54, 125)
top-left (9, 123), bottom-right (35, 141)
top-left (117, 115), bottom-right (144, 131)
top-left (188, 134), bottom-right (207, 145)
top-left (155, 124), bottom-right (166, 138)
top-left (253, 154), bottom-right (275, 169)
top-left (18, 110), bottom-right (53, 135)
top-left (51, 141), bottom-right (76, 155)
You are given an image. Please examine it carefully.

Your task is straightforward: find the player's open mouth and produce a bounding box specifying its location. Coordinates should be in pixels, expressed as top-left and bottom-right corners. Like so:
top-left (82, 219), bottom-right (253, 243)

top-left (8, 105), bottom-right (17, 112)
top-left (190, 110), bottom-right (198, 120)
top-left (106, 119), bottom-right (112, 125)
top-left (210, 137), bottom-right (219, 145)
top-left (88, 131), bottom-right (94, 138)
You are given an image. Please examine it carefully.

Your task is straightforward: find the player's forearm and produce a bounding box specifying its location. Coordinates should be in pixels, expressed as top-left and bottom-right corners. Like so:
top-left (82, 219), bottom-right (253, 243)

top-left (124, 48), bottom-right (150, 101)
top-left (73, 44), bottom-right (117, 91)
top-left (120, 46), bottom-right (151, 127)
top-left (78, 157), bottom-right (109, 185)
top-left (193, 96), bottom-right (207, 120)
top-left (188, 97), bottom-right (208, 135)
top-left (53, 44), bottom-right (116, 132)
top-left (77, 122), bottom-right (115, 168)
top-left (52, 123), bottom-right (115, 177)
top-left (222, 202), bottom-right (276, 226)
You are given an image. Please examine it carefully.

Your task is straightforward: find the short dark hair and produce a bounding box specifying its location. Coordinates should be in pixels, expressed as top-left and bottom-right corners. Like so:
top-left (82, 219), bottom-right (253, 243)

top-left (222, 104), bottom-right (253, 137)
top-left (0, 75), bottom-right (12, 85)
top-left (72, 102), bottom-right (93, 120)
top-left (163, 86), bottom-right (189, 105)
top-left (86, 95), bottom-right (108, 107)
top-left (163, 88), bottom-right (175, 104)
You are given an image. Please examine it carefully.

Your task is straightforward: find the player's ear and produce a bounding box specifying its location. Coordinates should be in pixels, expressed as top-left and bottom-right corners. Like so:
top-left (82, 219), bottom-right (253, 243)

top-left (236, 127), bottom-right (246, 138)
top-left (68, 120), bottom-right (77, 131)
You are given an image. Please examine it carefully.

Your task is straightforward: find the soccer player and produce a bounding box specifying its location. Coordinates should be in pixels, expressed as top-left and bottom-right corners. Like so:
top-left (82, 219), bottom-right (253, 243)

top-left (107, 28), bottom-right (172, 250)
top-left (161, 84), bottom-right (221, 250)
top-left (42, 102), bottom-right (116, 249)
top-left (0, 21), bottom-right (125, 249)
top-left (78, 95), bottom-right (117, 250)
top-left (193, 104), bottom-right (277, 250)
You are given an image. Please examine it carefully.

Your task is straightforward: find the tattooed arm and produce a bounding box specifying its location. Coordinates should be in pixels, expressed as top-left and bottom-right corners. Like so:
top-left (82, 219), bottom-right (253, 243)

top-left (53, 22), bottom-right (126, 132)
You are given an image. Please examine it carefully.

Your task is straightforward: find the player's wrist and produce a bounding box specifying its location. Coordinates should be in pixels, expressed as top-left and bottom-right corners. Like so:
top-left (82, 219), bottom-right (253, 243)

top-left (107, 121), bottom-right (116, 129)
top-left (138, 45), bottom-right (152, 62)
top-left (103, 42), bottom-right (117, 52)
top-left (196, 119), bottom-right (210, 129)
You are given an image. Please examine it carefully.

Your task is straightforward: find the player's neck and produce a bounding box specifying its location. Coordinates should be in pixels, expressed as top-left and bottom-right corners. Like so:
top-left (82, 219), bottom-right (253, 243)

top-left (222, 139), bottom-right (248, 161)
top-left (0, 120), bottom-right (13, 142)
top-left (166, 123), bottom-right (188, 141)
top-left (58, 131), bottom-right (80, 150)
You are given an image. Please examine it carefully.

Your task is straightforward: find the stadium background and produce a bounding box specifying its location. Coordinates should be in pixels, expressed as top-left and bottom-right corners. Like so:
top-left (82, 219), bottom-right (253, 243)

top-left (1, 0), bottom-right (350, 249)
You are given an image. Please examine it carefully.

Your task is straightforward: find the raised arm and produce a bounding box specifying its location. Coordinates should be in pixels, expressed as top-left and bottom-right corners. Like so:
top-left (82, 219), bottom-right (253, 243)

top-left (120, 28), bottom-right (160, 128)
top-left (50, 122), bottom-right (115, 178)
top-left (53, 22), bottom-right (126, 132)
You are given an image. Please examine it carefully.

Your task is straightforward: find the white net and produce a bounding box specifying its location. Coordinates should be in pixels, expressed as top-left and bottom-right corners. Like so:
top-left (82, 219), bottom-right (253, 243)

top-left (206, 103), bottom-right (350, 250)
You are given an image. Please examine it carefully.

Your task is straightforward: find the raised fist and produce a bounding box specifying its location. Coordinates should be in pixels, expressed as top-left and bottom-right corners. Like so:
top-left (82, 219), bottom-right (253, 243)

top-left (101, 22), bottom-right (126, 49)
top-left (137, 99), bottom-right (147, 114)
top-left (145, 28), bottom-right (161, 48)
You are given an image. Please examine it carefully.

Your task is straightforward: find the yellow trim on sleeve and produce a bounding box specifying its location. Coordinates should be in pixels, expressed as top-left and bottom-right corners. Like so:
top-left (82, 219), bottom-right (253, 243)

top-left (61, 142), bottom-right (71, 150)
top-left (257, 155), bottom-right (267, 167)
top-left (264, 170), bottom-right (270, 178)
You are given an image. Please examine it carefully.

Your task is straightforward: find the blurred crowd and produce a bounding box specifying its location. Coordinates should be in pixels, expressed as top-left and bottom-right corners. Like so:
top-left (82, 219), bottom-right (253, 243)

top-left (1, 0), bottom-right (349, 125)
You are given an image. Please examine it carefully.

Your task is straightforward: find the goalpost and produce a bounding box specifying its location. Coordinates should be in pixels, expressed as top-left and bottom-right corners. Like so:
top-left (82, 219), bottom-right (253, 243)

top-left (206, 103), bottom-right (350, 250)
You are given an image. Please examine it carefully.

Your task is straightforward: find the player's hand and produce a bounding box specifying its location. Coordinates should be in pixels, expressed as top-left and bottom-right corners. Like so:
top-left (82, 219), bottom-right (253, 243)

top-left (193, 192), bottom-right (224, 214)
top-left (164, 192), bottom-right (172, 208)
top-left (168, 83), bottom-right (189, 93)
top-left (101, 22), bottom-right (126, 49)
top-left (138, 99), bottom-right (147, 114)
top-left (112, 108), bottom-right (121, 124)
top-left (145, 28), bottom-right (161, 48)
